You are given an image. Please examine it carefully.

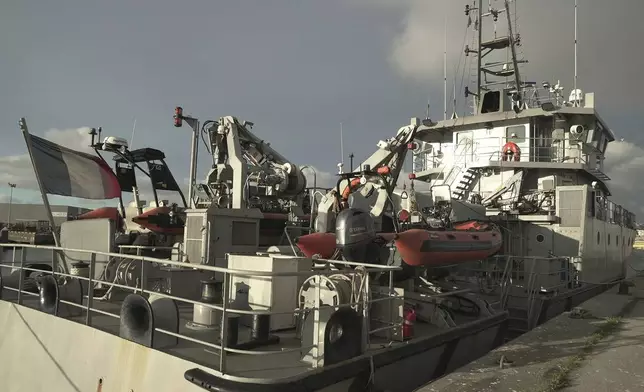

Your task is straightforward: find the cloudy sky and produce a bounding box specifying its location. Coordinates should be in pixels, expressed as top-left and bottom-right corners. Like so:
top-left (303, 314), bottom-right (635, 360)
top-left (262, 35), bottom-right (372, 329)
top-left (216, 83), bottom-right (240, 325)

top-left (2, 0), bottom-right (644, 215)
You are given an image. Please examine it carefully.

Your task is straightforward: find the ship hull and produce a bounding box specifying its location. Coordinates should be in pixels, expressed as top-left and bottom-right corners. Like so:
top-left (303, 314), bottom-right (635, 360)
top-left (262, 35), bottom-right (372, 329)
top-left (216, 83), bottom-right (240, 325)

top-left (0, 281), bottom-right (623, 392)
top-left (0, 300), bottom-right (206, 392)
top-left (0, 299), bottom-right (507, 392)
top-left (186, 311), bottom-right (507, 392)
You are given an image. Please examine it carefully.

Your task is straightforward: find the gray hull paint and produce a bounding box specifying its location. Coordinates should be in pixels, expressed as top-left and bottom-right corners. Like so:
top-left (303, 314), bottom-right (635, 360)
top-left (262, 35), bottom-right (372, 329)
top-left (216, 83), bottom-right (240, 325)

top-left (0, 296), bottom-right (506, 392)
top-left (184, 313), bottom-right (508, 392)
top-left (370, 319), bottom-right (505, 392)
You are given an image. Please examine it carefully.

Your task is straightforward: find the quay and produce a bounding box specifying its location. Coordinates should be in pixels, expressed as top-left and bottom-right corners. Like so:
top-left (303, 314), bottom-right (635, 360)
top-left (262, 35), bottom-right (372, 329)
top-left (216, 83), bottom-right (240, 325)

top-left (417, 263), bottom-right (644, 392)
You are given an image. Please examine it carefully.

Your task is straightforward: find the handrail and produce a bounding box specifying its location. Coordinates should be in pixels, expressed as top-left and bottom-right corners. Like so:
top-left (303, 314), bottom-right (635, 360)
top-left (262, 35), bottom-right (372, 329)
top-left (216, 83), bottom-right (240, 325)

top-left (118, 245), bottom-right (178, 250)
top-left (0, 242), bottom-right (398, 277)
top-left (0, 242), bottom-right (405, 375)
top-left (414, 136), bottom-right (604, 170)
top-left (476, 255), bottom-right (577, 310)
top-left (499, 256), bottom-right (514, 309)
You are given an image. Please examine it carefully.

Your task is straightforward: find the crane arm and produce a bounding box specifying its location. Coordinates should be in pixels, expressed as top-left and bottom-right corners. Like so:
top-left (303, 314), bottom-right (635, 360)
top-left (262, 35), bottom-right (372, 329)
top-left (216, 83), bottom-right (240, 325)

top-left (314, 120), bottom-right (420, 232)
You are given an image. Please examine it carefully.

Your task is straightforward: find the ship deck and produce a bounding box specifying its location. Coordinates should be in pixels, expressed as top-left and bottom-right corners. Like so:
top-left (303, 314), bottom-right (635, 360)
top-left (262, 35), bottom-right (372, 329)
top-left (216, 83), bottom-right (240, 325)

top-left (2, 289), bottom-right (482, 380)
top-left (0, 240), bottom-right (500, 386)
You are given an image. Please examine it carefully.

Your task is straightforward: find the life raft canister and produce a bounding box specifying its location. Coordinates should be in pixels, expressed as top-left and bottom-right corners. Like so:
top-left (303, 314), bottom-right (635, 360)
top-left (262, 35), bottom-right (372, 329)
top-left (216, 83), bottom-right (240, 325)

top-left (501, 142), bottom-right (521, 162)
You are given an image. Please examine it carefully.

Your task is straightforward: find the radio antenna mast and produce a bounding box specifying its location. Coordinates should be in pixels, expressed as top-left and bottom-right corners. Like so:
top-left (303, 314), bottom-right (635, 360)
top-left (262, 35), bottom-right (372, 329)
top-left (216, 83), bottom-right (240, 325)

top-left (339, 122), bottom-right (345, 173)
top-left (443, 11), bottom-right (447, 121)
top-left (129, 117), bottom-right (137, 148)
top-left (574, 0), bottom-right (578, 106)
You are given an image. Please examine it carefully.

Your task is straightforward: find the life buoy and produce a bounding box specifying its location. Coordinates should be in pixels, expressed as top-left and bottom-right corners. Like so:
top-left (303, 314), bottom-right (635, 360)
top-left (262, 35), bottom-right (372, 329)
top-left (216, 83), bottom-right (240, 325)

top-left (501, 142), bottom-right (521, 161)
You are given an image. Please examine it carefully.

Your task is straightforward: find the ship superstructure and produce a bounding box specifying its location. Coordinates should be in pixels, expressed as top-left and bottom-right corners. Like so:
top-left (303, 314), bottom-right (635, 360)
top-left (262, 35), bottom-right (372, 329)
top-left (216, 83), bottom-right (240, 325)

top-left (410, 0), bottom-right (636, 334)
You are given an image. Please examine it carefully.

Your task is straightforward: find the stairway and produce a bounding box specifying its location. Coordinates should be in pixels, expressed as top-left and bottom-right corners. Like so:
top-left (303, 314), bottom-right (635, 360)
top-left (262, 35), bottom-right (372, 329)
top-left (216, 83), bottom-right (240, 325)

top-left (587, 168), bottom-right (611, 181)
top-left (452, 168), bottom-right (479, 201)
top-left (438, 138), bottom-right (473, 190)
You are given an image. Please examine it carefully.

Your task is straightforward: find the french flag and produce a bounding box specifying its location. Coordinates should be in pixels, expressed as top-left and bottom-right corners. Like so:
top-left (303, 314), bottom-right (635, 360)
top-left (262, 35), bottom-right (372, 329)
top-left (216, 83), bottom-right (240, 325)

top-left (27, 134), bottom-right (121, 200)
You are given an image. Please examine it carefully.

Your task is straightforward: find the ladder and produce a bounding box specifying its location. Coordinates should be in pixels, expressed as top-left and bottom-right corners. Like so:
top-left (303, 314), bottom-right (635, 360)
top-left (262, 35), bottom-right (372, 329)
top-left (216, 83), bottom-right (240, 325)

top-left (452, 168), bottom-right (479, 200)
top-left (438, 138), bottom-right (473, 190)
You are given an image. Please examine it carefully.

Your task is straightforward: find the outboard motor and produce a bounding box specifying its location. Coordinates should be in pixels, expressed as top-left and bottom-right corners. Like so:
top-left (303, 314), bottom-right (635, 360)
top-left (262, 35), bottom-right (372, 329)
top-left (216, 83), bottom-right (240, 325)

top-left (335, 208), bottom-right (381, 264)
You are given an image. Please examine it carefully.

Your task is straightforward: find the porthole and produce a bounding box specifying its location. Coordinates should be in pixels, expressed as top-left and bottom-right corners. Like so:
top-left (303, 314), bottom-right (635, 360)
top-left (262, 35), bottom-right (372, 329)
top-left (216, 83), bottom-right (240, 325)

top-left (608, 234), bottom-right (611, 246)
top-left (597, 232), bottom-right (601, 244)
top-left (536, 234), bottom-right (545, 243)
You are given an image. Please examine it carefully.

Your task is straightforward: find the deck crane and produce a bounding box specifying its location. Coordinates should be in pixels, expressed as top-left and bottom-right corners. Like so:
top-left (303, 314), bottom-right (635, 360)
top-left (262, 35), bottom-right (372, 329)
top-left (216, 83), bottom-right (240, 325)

top-left (313, 118), bottom-right (428, 233)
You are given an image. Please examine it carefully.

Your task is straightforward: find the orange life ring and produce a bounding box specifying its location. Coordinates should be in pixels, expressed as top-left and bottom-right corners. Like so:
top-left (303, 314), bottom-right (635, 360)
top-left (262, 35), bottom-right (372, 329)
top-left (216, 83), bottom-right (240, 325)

top-left (501, 142), bottom-right (521, 162)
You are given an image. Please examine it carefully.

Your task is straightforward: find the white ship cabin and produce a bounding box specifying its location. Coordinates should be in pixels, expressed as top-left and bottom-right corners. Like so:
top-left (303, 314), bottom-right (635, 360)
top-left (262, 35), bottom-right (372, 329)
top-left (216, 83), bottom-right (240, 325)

top-left (409, 87), bottom-right (637, 287)
top-left (411, 88), bottom-right (614, 204)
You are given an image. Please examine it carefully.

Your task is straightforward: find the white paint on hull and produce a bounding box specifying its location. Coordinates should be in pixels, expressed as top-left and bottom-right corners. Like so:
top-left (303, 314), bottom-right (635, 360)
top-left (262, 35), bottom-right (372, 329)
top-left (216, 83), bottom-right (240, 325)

top-left (0, 301), bottom-right (208, 392)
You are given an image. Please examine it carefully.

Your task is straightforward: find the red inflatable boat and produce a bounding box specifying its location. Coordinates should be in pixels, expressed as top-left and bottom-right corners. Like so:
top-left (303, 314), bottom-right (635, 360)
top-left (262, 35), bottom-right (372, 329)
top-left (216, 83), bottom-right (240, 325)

top-left (75, 206), bottom-right (184, 235)
top-left (295, 232), bottom-right (337, 259)
top-left (295, 220), bottom-right (502, 267)
top-left (76, 207), bottom-right (121, 222)
top-left (131, 206), bottom-right (184, 235)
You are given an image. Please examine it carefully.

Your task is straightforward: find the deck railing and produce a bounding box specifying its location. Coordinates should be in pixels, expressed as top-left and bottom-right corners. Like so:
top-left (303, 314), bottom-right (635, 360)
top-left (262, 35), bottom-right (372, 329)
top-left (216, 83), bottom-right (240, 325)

top-left (461, 255), bottom-right (574, 327)
top-left (592, 195), bottom-right (637, 229)
top-left (519, 85), bottom-right (571, 109)
top-left (413, 136), bottom-right (597, 173)
top-left (0, 243), bottom-right (402, 374)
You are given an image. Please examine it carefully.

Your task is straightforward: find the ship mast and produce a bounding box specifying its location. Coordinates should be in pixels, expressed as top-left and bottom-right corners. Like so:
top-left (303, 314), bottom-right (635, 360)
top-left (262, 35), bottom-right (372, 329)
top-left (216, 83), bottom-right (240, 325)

top-left (476, 0), bottom-right (482, 108)
top-left (443, 13), bottom-right (448, 121)
top-left (504, 0), bottom-right (523, 108)
top-left (466, 0), bottom-right (526, 114)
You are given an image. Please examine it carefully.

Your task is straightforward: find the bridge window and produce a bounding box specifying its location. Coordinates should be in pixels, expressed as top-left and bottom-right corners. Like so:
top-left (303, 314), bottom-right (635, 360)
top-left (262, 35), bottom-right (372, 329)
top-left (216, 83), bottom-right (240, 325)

top-left (481, 91), bottom-right (501, 113)
top-left (506, 125), bottom-right (526, 142)
top-left (597, 231), bottom-right (601, 244)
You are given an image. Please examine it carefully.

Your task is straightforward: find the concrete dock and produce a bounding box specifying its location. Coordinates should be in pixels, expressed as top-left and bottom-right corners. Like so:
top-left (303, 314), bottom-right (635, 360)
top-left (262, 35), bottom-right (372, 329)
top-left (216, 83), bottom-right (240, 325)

top-left (417, 275), bottom-right (644, 392)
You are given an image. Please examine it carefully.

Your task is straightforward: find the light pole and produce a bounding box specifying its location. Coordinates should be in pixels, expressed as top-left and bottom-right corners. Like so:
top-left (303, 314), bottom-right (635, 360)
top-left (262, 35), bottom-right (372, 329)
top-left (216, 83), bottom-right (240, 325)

top-left (7, 183), bottom-right (16, 226)
top-left (173, 106), bottom-right (199, 208)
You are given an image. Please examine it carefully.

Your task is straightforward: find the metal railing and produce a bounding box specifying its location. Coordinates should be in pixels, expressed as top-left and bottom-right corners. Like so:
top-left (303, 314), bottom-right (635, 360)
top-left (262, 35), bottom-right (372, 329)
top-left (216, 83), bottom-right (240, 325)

top-left (460, 255), bottom-right (574, 324)
top-left (592, 195), bottom-right (637, 229)
top-left (0, 243), bottom-right (402, 376)
top-left (497, 255), bottom-right (573, 326)
top-left (413, 137), bottom-right (597, 174)
top-left (518, 85), bottom-right (570, 109)
top-left (474, 136), bottom-right (589, 164)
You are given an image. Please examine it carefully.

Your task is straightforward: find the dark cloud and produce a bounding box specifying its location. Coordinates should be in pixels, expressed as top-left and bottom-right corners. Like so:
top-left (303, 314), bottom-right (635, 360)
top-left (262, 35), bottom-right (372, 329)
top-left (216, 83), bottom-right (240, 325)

top-left (1, 0), bottom-right (642, 217)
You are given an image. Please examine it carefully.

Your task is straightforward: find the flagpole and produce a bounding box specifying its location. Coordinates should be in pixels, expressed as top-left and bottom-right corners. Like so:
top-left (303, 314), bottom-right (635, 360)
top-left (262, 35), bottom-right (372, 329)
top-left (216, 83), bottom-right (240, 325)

top-left (18, 118), bottom-right (68, 274)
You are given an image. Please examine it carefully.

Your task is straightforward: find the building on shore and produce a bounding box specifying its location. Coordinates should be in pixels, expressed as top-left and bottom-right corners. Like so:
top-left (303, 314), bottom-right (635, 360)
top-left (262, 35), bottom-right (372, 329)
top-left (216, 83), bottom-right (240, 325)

top-left (0, 203), bottom-right (90, 228)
